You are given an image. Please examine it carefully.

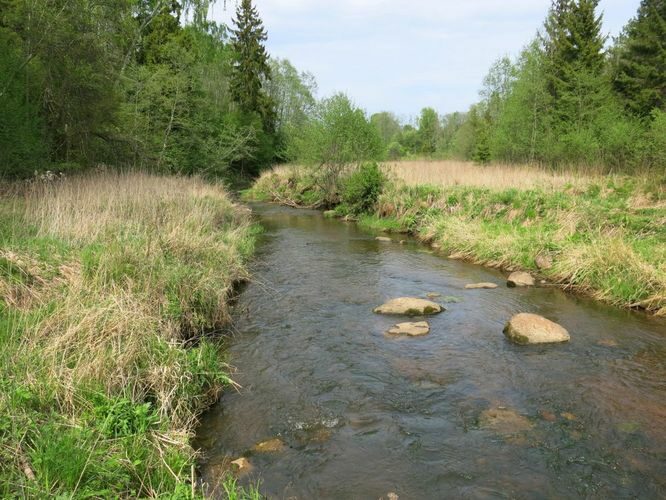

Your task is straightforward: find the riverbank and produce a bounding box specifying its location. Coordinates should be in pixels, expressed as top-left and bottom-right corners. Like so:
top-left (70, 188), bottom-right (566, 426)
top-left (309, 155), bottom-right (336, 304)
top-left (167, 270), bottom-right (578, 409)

top-left (247, 162), bottom-right (665, 316)
top-left (0, 172), bottom-right (260, 497)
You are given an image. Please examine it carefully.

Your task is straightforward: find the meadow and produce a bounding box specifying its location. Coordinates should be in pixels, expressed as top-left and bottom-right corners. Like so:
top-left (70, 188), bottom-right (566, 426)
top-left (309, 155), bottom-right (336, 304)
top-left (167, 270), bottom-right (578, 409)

top-left (0, 171), bottom-right (260, 497)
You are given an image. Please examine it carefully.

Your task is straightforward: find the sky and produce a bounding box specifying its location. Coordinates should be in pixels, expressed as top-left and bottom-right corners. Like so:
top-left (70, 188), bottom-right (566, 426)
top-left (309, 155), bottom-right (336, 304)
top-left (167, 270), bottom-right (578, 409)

top-left (210, 0), bottom-right (641, 121)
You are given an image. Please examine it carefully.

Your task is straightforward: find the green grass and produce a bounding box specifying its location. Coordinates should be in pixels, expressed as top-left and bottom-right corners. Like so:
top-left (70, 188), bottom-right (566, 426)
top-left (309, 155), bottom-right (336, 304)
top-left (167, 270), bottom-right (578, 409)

top-left (0, 172), bottom-right (261, 498)
top-left (357, 214), bottom-right (407, 233)
top-left (250, 165), bottom-right (665, 315)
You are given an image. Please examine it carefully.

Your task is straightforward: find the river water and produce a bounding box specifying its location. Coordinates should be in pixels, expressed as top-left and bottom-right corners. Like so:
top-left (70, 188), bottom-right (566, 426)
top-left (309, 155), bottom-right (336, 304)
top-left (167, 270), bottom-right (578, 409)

top-left (195, 204), bottom-right (666, 499)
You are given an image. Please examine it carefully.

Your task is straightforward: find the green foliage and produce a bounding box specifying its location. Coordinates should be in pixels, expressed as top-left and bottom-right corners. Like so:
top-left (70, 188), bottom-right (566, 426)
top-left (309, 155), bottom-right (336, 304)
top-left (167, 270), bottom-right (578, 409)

top-left (371, 112), bottom-right (402, 146)
top-left (387, 141), bottom-right (406, 160)
top-left (0, 0), bottom-right (289, 179)
top-left (296, 93), bottom-right (383, 166)
top-left (229, 0), bottom-right (275, 131)
top-left (417, 107), bottom-right (440, 154)
top-left (92, 395), bottom-right (159, 438)
top-left (341, 162), bottom-right (385, 215)
top-left (222, 475), bottom-right (263, 500)
top-left (439, 0), bottom-right (664, 172)
top-left (613, 0), bottom-right (666, 117)
top-left (290, 93), bottom-right (383, 204)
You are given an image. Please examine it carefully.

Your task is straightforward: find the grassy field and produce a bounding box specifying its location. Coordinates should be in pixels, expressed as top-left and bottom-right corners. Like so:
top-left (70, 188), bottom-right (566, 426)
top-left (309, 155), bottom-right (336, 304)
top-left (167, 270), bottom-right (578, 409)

top-left (0, 172), bottom-right (260, 498)
top-left (249, 161), bottom-right (665, 316)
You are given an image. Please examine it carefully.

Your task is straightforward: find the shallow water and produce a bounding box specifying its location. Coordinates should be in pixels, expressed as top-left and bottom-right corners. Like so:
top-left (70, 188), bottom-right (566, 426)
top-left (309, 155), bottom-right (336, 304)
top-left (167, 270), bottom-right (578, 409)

top-left (196, 204), bottom-right (666, 499)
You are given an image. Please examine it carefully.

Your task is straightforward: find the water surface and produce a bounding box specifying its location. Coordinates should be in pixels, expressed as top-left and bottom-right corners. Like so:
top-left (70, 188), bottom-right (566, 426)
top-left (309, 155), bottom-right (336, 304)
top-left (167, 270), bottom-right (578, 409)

top-left (196, 204), bottom-right (666, 499)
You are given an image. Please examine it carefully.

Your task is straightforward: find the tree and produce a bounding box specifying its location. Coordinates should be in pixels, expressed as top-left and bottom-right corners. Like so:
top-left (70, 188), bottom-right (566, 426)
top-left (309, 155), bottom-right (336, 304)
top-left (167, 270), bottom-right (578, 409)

top-left (294, 93), bottom-right (383, 203)
top-left (489, 41), bottom-right (552, 164)
top-left (613, 0), bottom-right (666, 117)
top-left (417, 107), bottom-right (440, 154)
top-left (265, 58), bottom-right (317, 162)
top-left (370, 112), bottom-right (401, 146)
top-left (542, 0), bottom-right (609, 126)
top-left (266, 58), bottom-right (317, 132)
top-left (229, 0), bottom-right (274, 130)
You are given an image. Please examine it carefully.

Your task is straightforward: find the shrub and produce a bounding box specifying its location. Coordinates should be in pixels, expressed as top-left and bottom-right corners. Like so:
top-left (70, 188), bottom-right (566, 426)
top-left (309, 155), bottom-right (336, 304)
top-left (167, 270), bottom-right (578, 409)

top-left (341, 162), bottom-right (385, 215)
top-left (387, 141), bottom-right (405, 160)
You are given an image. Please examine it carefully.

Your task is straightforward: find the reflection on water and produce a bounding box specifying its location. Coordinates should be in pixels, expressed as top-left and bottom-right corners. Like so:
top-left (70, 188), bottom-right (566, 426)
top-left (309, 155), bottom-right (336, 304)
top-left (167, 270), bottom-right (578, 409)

top-left (195, 204), bottom-right (666, 499)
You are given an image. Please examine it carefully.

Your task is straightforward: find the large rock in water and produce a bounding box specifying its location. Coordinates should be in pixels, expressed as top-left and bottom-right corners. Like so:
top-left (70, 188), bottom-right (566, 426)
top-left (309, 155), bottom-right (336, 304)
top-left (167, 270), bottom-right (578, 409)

top-left (507, 271), bottom-right (535, 287)
top-left (387, 321), bottom-right (430, 337)
top-left (503, 313), bottom-right (570, 345)
top-left (374, 297), bottom-right (443, 316)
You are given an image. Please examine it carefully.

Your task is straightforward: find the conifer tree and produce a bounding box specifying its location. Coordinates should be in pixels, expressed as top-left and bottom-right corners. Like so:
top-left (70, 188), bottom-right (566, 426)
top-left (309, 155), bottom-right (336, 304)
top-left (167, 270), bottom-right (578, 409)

top-left (614, 0), bottom-right (666, 117)
top-left (542, 0), bottom-right (609, 127)
top-left (229, 0), bottom-right (274, 130)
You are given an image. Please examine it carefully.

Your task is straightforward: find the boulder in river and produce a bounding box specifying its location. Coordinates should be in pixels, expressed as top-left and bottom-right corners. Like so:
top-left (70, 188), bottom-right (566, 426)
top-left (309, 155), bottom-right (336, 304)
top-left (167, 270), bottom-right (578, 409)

top-left (375, 236), bottom-right (392, 242)
top-left (374, 297), bottom-right (443, 316)
top-left (387, 321), bottom-right (430, 337)
top-left (507, 271), bottom-right (535, 287)
top-left (465, 282), bottom-right (498, 289)
top-left (426, 292), bottom-right (442, 298)
top-left (503, 313), bottom-right (570, 344)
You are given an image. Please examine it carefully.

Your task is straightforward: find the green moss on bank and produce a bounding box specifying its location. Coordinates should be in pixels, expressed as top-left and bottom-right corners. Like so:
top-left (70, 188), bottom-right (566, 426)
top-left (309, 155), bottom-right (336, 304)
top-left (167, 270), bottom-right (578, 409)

top-left (0, 173), bottom-right (260, 498)
top-left (250, 165), bottom-right (665, 315)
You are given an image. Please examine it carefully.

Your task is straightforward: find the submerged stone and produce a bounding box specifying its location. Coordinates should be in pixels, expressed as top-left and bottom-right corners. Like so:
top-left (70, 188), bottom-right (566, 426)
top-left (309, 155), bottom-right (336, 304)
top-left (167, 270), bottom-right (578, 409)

top-left (387, 321), bottom-right (430, 337)
top-left (507, 271), bottom-right (535, 287)
top-left (426, 292), bottom-right (442, 298)
top-left (252, 438), bottom-right (286, 453)
top-left (374, 297), bottom-right (443, 316)
top-left (375, 236), bottom-right (392, 242)
top-left (503, 313), bottom-right (570, 345)
top-left (479, 407), bottom-right (533, 434)
top-left (230, 457), bottom-right (252, 474)
top-left (465, 282), bottom-right (498, 289)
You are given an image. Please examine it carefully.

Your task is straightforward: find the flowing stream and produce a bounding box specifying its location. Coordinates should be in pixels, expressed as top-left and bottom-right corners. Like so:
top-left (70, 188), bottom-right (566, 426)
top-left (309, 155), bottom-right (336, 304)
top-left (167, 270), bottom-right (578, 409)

top-left (195, 203), bottom-right (666, 499)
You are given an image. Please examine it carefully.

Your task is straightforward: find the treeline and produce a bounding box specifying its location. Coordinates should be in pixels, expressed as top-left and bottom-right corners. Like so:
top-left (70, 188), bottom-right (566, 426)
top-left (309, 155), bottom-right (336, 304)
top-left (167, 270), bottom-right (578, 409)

top-left (370, 0), bottom-right (666, 172)
top-left (0, 0), bottom-right (318, 179)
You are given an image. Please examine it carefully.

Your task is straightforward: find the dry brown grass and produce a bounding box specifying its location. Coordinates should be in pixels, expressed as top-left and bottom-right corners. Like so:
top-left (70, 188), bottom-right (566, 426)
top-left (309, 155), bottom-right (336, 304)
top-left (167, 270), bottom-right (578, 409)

top-left (5, 171), bottom-right (254, 423)
top-left (383, 160), bottom-right (596, 190)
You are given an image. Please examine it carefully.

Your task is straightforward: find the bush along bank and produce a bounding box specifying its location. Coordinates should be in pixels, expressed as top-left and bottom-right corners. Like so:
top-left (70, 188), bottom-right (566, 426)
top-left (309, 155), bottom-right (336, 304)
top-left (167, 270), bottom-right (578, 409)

top-left (248, 164), bottom-right (665, 316)
top-left (0, 172), bottom-right (261, 498)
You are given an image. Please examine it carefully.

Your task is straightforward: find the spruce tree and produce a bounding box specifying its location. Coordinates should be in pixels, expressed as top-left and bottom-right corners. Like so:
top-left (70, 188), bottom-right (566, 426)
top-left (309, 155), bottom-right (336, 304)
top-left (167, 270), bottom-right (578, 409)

top-left (614, 0), bottom-right (666, 117)
top-left (542, 0), bottom-right (609, 127)
top-left (229, 0), bottom-right (274, 129)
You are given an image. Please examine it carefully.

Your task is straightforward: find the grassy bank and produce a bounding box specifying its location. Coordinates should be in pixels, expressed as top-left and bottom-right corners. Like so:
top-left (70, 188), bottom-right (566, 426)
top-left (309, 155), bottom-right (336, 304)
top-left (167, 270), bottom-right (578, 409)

top-left (248, 161), bottom-right (665, 316)
top-left (0, 172), bottom-right (260, 497)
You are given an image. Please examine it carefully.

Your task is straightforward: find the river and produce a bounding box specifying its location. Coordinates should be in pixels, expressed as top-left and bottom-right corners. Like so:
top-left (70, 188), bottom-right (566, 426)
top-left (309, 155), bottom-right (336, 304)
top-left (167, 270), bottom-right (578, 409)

top-left (195, 204), bottom-right (666, 499)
